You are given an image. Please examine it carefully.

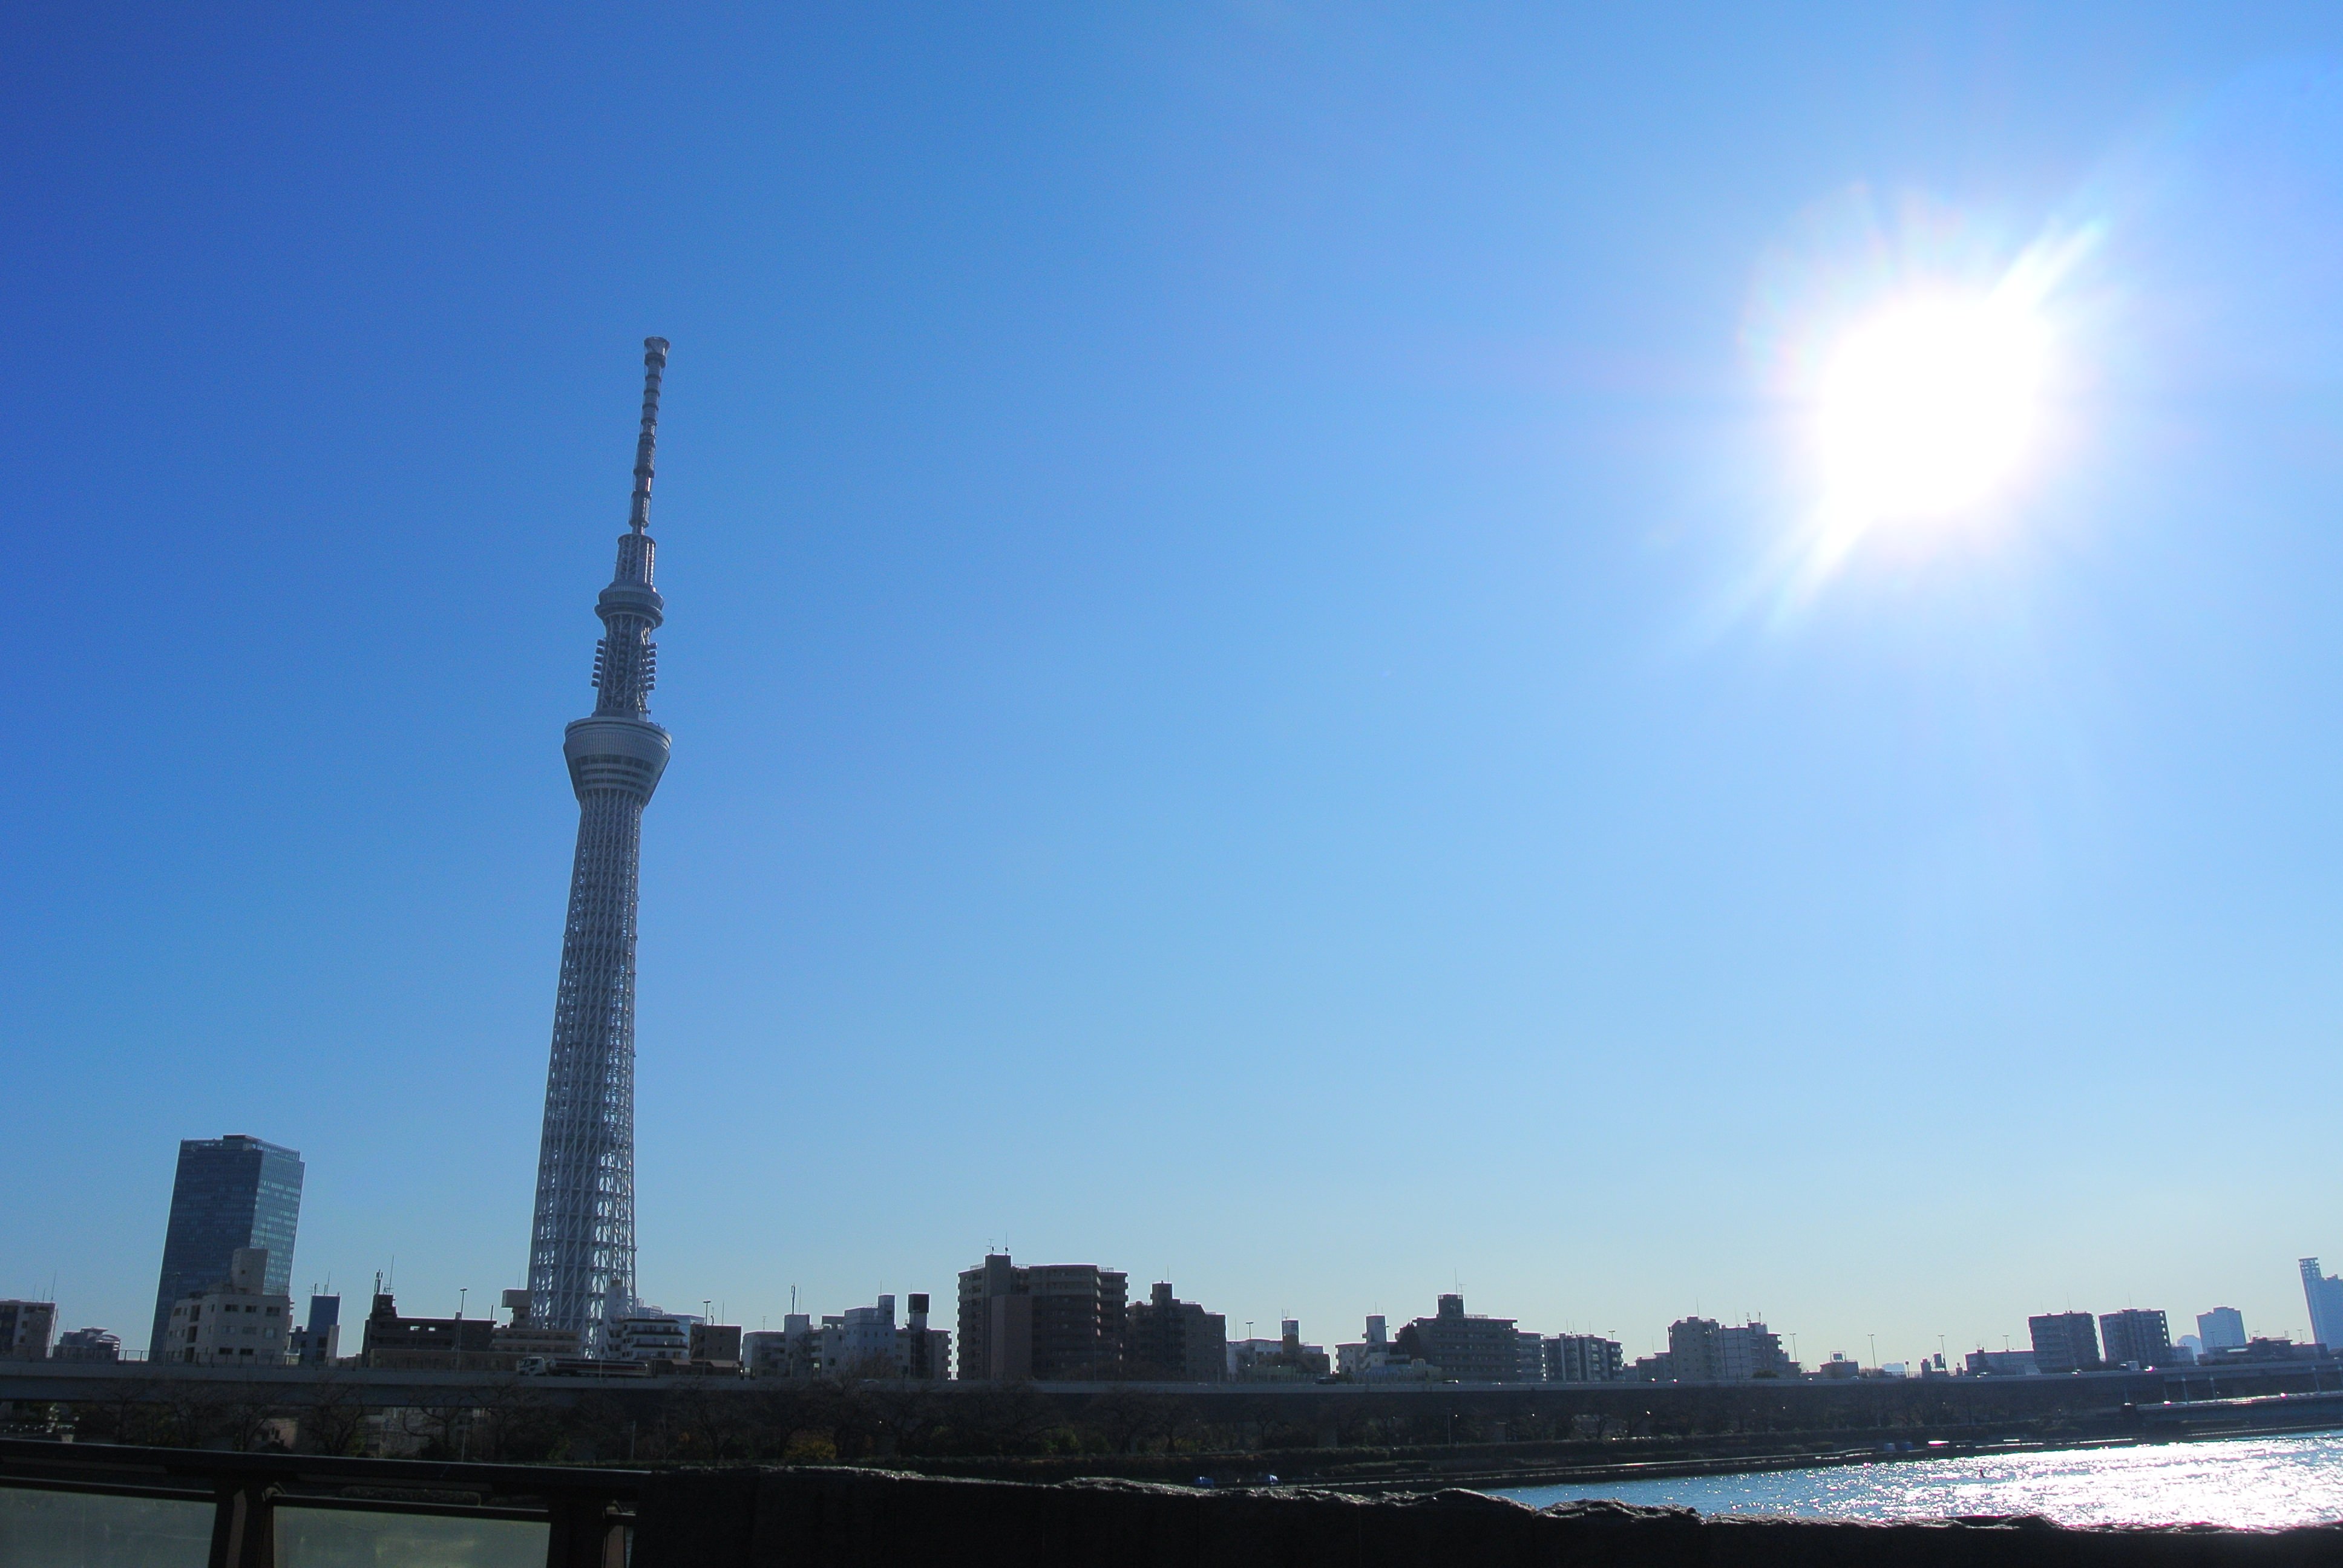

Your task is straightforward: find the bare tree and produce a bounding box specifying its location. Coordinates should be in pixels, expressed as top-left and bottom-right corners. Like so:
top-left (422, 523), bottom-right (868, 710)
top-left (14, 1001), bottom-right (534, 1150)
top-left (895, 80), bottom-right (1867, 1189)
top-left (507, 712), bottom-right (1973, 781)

top-left (300, 1374), bottom-right (373, 1456)
top-left (1083, 1388), bottom-right (1178, 1454)
top-left (474, 1378), bottom-right (563, 1463)
top-left (665, 1382), bottom-right (757, 1465)
top-left (860, 1382), bottom-right (948, 1457)
top-left (392, 1399), bottom-right (478, 1460)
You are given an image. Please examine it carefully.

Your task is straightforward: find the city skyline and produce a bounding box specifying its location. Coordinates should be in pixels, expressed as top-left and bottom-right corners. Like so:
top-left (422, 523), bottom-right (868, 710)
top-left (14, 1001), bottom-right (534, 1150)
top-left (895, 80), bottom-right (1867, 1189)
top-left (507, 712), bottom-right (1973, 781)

top-left (22, 1121), bottom-right (2343, 1374)
top-left (9, 5), bottom-right (2343, 1365)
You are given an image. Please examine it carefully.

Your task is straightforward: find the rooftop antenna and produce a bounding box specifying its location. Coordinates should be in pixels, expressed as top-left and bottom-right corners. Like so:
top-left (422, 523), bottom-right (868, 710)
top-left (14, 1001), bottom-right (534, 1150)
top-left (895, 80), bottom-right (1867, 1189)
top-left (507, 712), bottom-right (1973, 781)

top-left (629, 338), bottom-right (670, 534)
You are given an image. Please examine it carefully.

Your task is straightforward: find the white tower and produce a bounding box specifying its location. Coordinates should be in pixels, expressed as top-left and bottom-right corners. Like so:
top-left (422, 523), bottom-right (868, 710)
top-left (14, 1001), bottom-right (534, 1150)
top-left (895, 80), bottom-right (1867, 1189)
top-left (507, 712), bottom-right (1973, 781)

top-left (526, 339), bottom-right (673, 1351)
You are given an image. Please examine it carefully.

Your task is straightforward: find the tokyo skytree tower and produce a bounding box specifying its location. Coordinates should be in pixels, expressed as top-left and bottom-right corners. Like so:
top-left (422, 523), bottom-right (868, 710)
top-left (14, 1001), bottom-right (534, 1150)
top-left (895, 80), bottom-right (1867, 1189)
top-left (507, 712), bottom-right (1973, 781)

top-left (526, 338), bottom-right (673, 1350)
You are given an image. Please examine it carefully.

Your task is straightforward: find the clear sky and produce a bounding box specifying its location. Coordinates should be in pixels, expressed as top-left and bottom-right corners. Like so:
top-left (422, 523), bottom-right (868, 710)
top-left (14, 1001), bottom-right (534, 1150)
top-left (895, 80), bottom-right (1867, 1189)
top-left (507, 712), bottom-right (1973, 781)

top-left (6, 3), bottom-right (2343, 1368)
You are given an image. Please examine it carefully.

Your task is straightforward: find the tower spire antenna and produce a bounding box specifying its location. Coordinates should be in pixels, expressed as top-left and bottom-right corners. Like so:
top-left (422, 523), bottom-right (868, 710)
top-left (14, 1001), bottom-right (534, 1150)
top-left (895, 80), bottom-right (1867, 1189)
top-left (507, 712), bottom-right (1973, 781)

top-left (629, 337), bottom-right (670, 534)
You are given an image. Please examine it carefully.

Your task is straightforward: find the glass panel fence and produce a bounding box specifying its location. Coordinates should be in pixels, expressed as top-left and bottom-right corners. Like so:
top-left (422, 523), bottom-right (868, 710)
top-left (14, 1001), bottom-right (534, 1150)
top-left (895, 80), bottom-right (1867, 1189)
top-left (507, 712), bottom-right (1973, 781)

top-left (0, 1485), bottom-right (214, 1568)
top-left (275, 1505), bottom-right (549, 1568)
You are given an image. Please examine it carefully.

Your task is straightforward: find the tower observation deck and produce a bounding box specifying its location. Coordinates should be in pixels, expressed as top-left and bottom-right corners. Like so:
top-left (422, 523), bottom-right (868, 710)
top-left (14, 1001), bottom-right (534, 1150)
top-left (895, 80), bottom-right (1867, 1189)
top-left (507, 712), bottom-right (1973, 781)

top-left (526, 338), bottom-right (673, 1351)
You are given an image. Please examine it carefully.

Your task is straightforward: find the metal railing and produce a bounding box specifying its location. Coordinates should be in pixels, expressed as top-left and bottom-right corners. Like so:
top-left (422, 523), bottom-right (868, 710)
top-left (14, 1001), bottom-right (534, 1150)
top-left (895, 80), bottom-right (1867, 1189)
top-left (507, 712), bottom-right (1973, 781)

top-left (0, 1437), bottom-right (644, 1568)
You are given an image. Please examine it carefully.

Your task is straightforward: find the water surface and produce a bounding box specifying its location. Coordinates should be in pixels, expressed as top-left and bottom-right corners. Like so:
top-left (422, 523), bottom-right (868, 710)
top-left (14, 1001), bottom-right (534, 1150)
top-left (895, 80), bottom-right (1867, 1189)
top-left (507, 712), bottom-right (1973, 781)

top-left (1495, 1433), bottom-right (2343, 1529)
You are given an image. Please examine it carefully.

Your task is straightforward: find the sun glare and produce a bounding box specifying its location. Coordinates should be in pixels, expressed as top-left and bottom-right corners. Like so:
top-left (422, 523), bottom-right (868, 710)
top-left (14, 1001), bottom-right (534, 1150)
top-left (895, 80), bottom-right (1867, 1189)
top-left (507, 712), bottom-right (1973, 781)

top-left (1815, 292), bottom-right (2050, 527)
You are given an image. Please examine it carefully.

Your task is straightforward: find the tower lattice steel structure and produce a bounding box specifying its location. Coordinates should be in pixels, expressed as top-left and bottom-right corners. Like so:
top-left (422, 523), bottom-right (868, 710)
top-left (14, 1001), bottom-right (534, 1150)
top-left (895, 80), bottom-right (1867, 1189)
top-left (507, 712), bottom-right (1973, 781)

top-left (527, 338), bottom-right (673, 1351)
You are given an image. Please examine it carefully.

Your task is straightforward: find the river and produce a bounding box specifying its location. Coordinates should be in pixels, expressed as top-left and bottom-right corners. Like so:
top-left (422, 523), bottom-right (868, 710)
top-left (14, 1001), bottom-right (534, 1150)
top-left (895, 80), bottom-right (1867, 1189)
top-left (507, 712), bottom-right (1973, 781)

top-left (1492, 1432), bottom-right (2343, 1529)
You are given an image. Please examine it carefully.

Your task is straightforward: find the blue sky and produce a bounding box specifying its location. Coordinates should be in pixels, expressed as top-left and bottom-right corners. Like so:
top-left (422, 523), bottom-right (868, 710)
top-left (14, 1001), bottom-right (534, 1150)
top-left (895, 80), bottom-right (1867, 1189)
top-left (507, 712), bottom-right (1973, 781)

top-left (7, 3), bottom-right (2343, 1367)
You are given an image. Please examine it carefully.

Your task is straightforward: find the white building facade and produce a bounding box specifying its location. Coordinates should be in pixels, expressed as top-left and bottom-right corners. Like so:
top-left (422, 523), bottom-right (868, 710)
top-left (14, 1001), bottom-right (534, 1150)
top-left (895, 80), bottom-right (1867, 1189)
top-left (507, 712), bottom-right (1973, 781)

top-left (160, 1249), bottom-right (293, 1366)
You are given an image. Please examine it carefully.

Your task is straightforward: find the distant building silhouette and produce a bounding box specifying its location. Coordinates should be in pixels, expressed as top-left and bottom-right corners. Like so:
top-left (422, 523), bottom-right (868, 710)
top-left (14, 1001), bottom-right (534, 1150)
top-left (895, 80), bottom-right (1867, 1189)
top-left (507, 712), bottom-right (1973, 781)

top-left (811, 1294), bottom-right (946, 1380)
top-left (899, 1295), bottom-right (946, 1380)
top-left (689, 1322), bottom-right (744, 1371)
top-left (361, 1290), bottom-right (496, 1369)
top-left (162, 1247), bottom-right (292, 1366)
top-left (1336, 1315), bottom-right (1438, 1381)
top-left (744, 1318), bottom-right (820, 1379)
top-left (0, 1301), bottom-right (56, 1361)
top-left (2203, 1334), bottom-right (2323, 1366)
top-left (955, 1254), bottom-right (1127, 1380)
top-left (1126, 1282), bottom-right (1227, 1381)
top-left (52, 1327), bottom-right (119, 1364)
top-left (1230, 1319), bottom-right (1329, 1380)
top-left (494, 1288), bottom-right (583, 1362)
top-left (289, 1293), bottom-right (340, 1366)
top-left (2098, 1308), bottom-right (2172, 1368)
top-left (2197, 1306), bottom-right (2246, 1351)
top-left (2028, 1312), bottom-right (2101, 1374)
top-left (1542, 1333), bottom-right (1625, 1383)
top-left (148, 1134), bottom-right (303, 1362)
top-left (611, 1311), bottom-right (693, 1366)
top-left (1665, 1318), bottom-right (1792, 1381)
top-left (749, 1292), bottom-right (946, 1380)
top-left (2299, 1259), bottom-right (2343, 1350)
top-left (1395, 1295), bottom-right (1523, 1382)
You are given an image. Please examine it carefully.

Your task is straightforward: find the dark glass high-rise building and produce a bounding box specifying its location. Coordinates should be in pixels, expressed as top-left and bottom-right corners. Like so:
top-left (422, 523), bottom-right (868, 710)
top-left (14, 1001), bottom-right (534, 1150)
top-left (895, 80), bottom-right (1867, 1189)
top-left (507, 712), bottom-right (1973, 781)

top-left (147, 1135), bottom-right (304, 1361)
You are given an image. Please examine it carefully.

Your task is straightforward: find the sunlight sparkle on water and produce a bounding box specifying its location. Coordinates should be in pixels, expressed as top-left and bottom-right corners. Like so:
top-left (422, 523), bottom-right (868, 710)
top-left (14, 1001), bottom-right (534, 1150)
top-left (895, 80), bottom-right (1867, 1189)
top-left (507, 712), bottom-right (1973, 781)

top-left (1498, 1434), bottom-right (2343, 1529)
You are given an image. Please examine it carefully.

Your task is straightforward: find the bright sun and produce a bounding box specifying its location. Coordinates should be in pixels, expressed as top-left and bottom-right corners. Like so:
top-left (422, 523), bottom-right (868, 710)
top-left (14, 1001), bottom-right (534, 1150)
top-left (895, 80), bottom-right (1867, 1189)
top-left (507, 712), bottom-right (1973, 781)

top-left (1815, 292), bottom-right (2051, 527)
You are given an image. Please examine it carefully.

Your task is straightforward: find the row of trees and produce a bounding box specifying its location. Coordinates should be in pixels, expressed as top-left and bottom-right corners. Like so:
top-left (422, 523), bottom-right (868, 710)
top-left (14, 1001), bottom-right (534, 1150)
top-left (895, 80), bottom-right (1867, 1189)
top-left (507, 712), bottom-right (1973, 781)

top-left (12, 1372), bottom-right (2117, 1467)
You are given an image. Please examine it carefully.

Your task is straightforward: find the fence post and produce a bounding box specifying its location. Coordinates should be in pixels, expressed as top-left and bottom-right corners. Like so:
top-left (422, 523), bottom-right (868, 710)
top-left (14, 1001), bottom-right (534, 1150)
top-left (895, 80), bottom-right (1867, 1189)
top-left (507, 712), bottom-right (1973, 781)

top-left (207, 1481), bottom-right (275, 1568)
top-left (546, 1492), bottom-right (624, 1568)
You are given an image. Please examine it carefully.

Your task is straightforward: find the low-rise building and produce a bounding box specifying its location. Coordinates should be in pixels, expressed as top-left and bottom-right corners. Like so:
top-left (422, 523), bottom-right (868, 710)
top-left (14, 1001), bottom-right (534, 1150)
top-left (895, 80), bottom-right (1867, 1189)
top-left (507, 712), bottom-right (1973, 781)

top-left (1229, 1319), bottom-right (1330, 1381)
top-left (819, 1300), bottom-right (899, 1377)
top-left (0, 1301), bottom-right (57, 1361)
top-left (162, 1249), bottom-right (293, 1366)
top-left (1963, 1349), bottom-right (2039, 1376)
top-left (1337, 1316), bottom-right (1393, 1377)
top-left (744, 1296), bottom-right (946, 1380)
top-left (361, 1290), bottom-right (497, 1369)
top-left (745, 1316), bottom-right (819, 1379)
top-left (492, 1289), bottom-right (582, 1362)
top-left (613, 1312), bottom-right (695, 1366)
top-left (690, 1322), bottom-right (743, 1371)
top-left (2201, 1336), bottom-right (2324, 1365)
top-left (1335, 1315), bottom-right (1437, 1380)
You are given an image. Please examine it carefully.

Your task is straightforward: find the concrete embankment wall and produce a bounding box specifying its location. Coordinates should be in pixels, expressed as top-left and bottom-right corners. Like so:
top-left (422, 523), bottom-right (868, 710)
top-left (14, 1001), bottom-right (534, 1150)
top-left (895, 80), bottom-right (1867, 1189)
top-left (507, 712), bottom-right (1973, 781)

top-left (631, 1466), bottom-right (2343, 1568)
